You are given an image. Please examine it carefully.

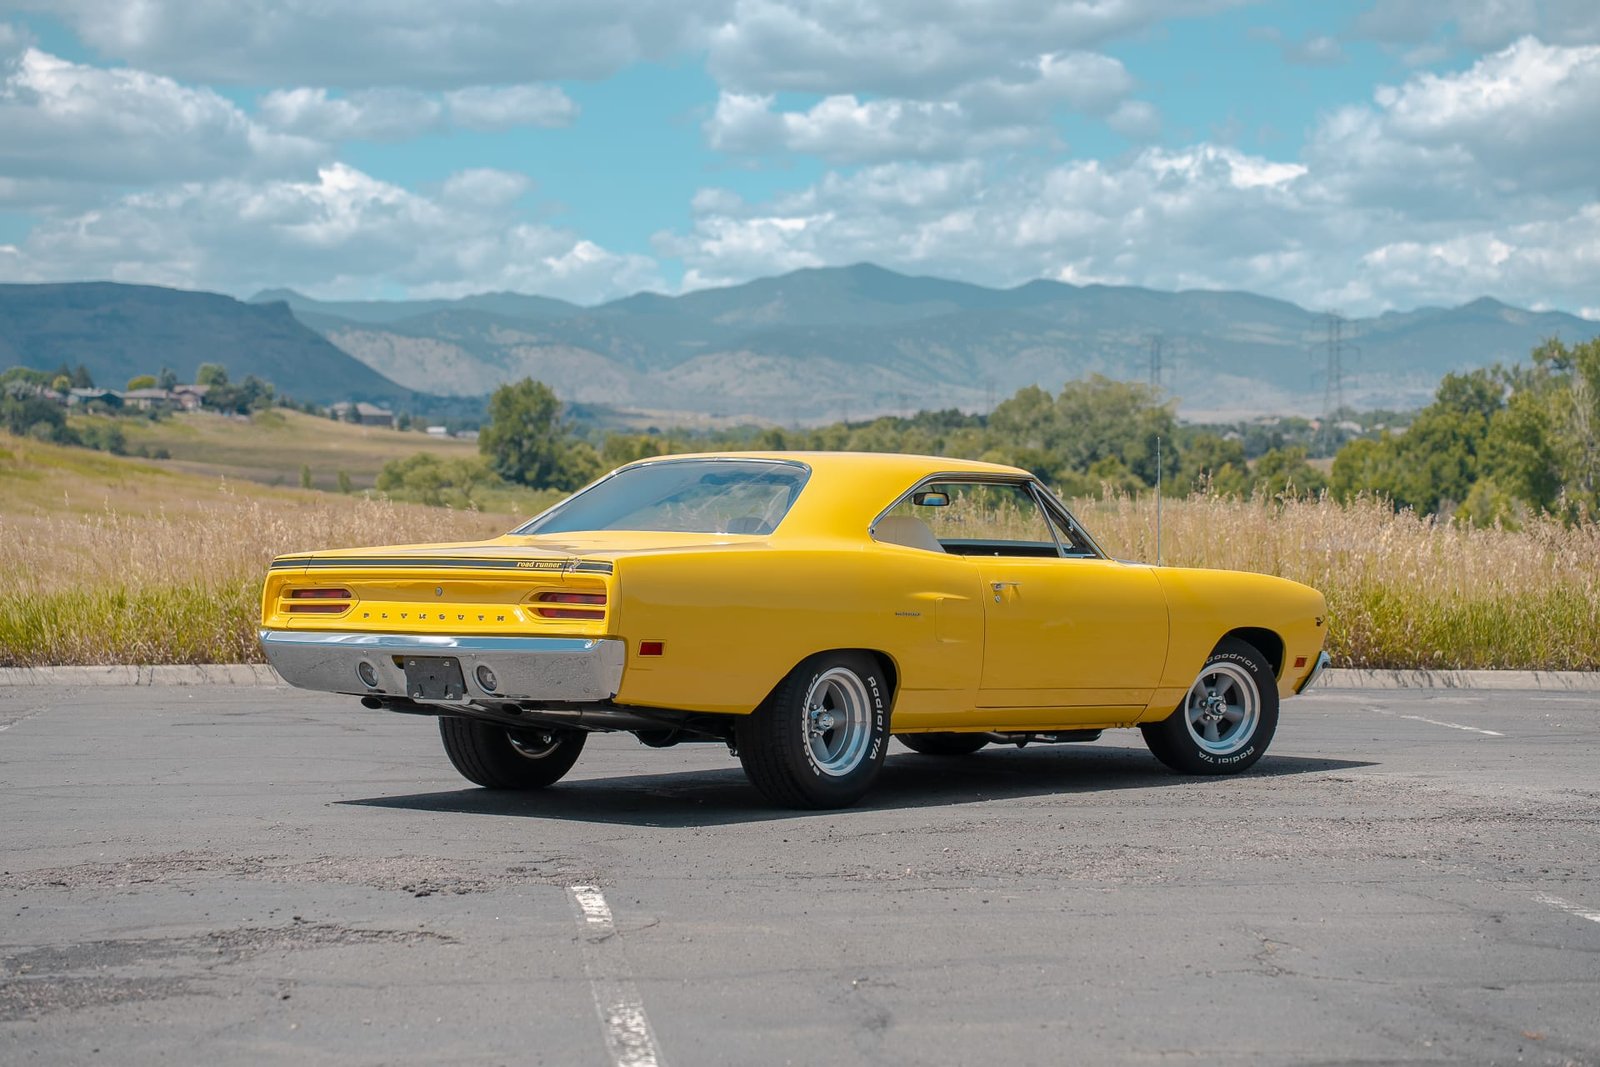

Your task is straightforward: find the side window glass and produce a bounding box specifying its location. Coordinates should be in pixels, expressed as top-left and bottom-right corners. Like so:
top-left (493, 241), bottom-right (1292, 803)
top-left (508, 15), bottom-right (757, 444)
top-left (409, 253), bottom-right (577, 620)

top-left (877, 481), bottom-right (1061, 557)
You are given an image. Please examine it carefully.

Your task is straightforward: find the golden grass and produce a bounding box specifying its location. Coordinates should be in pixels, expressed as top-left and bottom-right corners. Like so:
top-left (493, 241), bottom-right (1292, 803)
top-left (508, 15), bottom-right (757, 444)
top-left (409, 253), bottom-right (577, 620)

top-left (3, 431), bottom-right (1596, 669)
top-left (73, 408), bottom-right (481, 491)
top-left (1073, 492), bottom-right (1600, 670)
top-left (0, 433), bottom-right (510, 666)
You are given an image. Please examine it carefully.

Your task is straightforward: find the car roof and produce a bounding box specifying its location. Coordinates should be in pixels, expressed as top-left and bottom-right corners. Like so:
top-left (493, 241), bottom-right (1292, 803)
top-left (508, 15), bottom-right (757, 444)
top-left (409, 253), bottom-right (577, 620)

top-left (626, 450), bottom-right (1036, 539)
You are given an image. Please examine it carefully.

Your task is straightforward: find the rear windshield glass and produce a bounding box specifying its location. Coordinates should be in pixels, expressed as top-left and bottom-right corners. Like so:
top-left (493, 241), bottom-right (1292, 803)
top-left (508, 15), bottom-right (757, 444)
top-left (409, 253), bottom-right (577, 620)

top-left (517, 459), bottom-right (811, 535)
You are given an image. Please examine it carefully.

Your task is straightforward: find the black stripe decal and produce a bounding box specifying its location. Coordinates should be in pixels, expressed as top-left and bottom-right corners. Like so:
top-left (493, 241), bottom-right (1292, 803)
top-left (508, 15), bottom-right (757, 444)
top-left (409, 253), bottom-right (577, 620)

top-left (271, 557), bottom-right (614, 574)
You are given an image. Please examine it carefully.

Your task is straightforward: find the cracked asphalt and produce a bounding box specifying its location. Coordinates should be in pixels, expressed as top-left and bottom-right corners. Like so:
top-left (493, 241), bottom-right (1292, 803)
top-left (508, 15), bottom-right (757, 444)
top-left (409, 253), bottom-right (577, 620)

top-left (2, 685), bottom-right (1598, 1065)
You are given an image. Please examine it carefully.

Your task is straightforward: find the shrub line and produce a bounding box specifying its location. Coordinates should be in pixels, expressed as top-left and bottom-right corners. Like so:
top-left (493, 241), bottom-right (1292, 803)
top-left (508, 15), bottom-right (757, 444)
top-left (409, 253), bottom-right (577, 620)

top-left (1, 665), bottom-right (1596, 690)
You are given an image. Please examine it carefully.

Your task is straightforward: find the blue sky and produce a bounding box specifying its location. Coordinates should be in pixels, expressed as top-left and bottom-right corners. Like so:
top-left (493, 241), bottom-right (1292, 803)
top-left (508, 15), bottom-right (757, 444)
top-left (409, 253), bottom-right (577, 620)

top-left (1, 1), bottom-right (1597, 316)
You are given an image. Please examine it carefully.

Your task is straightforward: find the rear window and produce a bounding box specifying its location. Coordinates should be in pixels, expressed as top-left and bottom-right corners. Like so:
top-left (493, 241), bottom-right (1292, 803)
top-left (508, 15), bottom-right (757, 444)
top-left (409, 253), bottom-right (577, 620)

top-left (517, 459), bottom-right (811, 535)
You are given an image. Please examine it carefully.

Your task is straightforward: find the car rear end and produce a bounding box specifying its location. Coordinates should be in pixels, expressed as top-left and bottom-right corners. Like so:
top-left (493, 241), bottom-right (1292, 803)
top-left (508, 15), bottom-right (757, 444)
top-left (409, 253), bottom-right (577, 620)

top-left (259, 547), bottom-right (624, 705)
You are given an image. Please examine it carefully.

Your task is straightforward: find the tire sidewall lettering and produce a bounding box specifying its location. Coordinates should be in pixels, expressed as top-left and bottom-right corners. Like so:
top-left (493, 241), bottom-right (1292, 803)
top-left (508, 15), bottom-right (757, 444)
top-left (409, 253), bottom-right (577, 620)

top-left (798, 663), bottom-right (887, 781)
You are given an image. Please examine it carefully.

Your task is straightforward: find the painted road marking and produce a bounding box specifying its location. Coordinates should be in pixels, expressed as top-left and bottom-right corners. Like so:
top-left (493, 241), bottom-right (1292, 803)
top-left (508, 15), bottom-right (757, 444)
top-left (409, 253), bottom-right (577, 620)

top-left (1366, 706), bottom-right (1504, 737)
top-left (0, 706), bottom-right (47, 733)
top-left (1534, 893), bottom-right (1600, 924)
top-left (568, 885), bottom-right (666, 1067)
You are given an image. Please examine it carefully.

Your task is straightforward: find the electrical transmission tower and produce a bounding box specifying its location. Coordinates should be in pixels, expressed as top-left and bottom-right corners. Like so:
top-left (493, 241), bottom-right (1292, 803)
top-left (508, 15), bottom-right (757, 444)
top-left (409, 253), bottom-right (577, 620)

top-left (1147, 335), bottom-right (1164, 391)
top-left (1317, 311), bottom-right (1358, 454)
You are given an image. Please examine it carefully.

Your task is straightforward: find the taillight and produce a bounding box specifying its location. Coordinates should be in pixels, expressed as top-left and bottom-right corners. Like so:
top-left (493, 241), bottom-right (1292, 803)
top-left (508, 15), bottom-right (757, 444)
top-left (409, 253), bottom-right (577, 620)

top-left (287, 587), bottom-right (353, 614)
top-left (533, 591), bottom-right (607, 620)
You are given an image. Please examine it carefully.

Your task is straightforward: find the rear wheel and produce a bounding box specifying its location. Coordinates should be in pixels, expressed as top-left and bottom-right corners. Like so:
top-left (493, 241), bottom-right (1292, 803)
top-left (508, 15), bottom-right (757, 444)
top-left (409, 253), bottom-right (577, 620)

top-left (1141, 638), bottom-right (1278, 774)
top-left (438, 717), bottom-right (586, 789)
top-left (896, 732), bottom-right (989, 756)
top-left (736, 652), bottom-right (890, 809)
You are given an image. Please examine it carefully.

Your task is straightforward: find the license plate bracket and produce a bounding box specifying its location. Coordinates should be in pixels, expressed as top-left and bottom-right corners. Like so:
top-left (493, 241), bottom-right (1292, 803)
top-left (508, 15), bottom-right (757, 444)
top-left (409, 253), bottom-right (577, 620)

top-left (403, 655), bottom-right (468, 701)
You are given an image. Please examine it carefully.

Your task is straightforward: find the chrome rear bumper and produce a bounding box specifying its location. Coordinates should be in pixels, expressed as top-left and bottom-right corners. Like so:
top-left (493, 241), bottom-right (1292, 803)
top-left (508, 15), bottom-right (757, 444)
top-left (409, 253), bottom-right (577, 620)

top-left (1296, 650), bottom-right (1331, 694)
top-left (259, 630), bottom-right (626, 704)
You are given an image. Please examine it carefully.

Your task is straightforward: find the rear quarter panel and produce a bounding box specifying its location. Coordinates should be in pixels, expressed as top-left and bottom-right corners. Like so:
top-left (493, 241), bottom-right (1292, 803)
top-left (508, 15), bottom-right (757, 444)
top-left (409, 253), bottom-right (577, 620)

top-left (611, 540), bottom-right (984, 719)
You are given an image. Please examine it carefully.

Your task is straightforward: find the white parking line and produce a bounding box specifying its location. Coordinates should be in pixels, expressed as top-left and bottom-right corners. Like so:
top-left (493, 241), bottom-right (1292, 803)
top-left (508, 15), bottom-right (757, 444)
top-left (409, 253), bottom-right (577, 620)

top-left (1534, 893), bottom-right (1600, 924)
top-left (568, 885), bottom-right (666, 1067)
top-left (0, 707), bottom-right (46, 733)
top-left (1366, 707), bottom-right (1504, 737)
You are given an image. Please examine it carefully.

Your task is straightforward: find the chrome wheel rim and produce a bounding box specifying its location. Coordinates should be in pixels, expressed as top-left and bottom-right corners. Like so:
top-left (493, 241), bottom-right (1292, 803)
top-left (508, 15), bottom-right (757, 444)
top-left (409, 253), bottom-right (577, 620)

top-left (507, 730), bottom-right (562, 760)
top-left (803, 667), bottom-right (872, 777)
top-left (1183, 662), bottom-right (1260, 756)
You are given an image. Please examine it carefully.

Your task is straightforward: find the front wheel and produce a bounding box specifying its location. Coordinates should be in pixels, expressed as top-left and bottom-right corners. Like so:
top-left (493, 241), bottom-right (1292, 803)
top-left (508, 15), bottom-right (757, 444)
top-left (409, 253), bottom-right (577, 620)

top-left (439, 717), bottom-right (586, 789)
top-left (736, 652), bottom-right (891, 809)
top-left (1141, 638), bottom-right (1278, 775)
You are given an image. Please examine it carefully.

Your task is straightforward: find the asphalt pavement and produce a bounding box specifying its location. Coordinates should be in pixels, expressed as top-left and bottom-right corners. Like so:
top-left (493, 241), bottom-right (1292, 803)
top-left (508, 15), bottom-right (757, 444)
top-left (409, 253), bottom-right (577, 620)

top-left (2, 684), bottom-right (1597, 1066)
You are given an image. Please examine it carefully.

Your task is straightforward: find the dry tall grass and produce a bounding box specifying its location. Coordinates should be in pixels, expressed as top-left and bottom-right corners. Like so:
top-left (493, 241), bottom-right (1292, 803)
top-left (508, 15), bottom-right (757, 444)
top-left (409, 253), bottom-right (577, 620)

top-left (0, 467), bottom-right (507, 665)
top-left (3, 430), bottom-right (1596, 669)
top-left (1074, 492), bottom-right (1600, 670)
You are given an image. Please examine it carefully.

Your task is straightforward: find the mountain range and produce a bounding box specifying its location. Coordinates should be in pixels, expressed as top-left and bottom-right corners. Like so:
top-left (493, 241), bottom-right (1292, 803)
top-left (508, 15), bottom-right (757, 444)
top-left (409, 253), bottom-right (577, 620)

top-left (253, 264), bottom-right (1600, 421)
top-left (3, 267), bottom-right (1596, 423)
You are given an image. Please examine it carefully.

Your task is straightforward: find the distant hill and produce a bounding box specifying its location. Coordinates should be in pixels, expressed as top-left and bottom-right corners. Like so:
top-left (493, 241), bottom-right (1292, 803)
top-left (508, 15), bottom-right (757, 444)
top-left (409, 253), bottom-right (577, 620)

top-left (252, 264), bottom-right (1600, 421)
top-left (0, 282), bottom-right (427, 406)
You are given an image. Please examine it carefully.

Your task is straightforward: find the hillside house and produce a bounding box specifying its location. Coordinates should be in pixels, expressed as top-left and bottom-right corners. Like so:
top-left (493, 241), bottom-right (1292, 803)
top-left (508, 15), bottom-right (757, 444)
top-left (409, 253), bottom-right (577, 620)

top-left (330, 401), bottom-right (395, 428)
top-left (171, 384), bottom-right (209, 411)
top-left (123, 388), bottom-right (180, 412)
top-left (66, 387), bottom-right (124, 408)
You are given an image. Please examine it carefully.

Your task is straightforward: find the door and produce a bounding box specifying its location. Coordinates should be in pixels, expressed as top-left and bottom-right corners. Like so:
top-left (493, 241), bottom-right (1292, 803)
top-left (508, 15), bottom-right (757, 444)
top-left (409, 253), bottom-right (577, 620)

top-left (978, 556), bottom-right (1168, 710)
top-left (875, 476), bottom-right (1170, 719)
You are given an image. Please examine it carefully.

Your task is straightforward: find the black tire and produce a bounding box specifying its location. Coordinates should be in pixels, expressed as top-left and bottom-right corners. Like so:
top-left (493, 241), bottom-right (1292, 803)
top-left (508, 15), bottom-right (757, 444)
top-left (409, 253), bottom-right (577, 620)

top-left (438, 717), bottom-right (586, 789)
top-left (896, 732), bottom-right (989, 756)
top-left (736, 652), bottom-right (891, 809)
top-left (1141, 637), bottom-right (1278, 775)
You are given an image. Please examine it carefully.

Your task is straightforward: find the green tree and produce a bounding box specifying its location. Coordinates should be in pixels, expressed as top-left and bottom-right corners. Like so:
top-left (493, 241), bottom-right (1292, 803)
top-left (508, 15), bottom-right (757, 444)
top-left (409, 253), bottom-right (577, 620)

top-left (157, 366), bottom-right (178, 390)
top-left (1330, 370), bottom-right (1503, 514)
top-left (337, 469), bottom-right (353, 494)
top-left (1251, 446), bottom-right (1327, 499)
top-left (70, 364), bottom-right (94, 389)
top-left (479, 379), bottom-right (572, 488)
top-left (126, 374), bottom-right (157, 391)
top-left (300, 464), bottom-right (313, 490)
top-left (196, 363), bottom-right (229, 387)
top-left (1180, 433), bottom-right (1250, 495)
top-left (377, 452), bottom-right (500, 508)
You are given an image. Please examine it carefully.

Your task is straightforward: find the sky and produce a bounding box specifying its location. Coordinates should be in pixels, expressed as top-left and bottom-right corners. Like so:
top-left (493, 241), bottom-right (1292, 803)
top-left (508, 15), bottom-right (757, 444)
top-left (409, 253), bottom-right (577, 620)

top-left (0, 1), bottom-right (1597, 316)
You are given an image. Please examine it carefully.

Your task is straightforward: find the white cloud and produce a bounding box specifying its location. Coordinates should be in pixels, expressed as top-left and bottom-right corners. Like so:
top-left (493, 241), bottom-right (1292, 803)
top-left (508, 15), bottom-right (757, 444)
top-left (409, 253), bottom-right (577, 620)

top-left (257, 84), bottom-right (576, 141)
top-left (3, 164), bottom-right (662, 304)
top-left (445, 85), bottom-right (577, 130)
top-left (1289, 34), bottom-right (1347, 65)
top-left (706, 92), bottom-right (1038, 163)
top-left (1309, 37), bottom-right (1600, 199)
top-left (1107, 99), bottom-right (1162, 138)
top-left (706, 51), bottom-right (1135, 162)
top-left (1358, 204), bottom-right (1600, 308)
top-left (707, 0), bottom-right (1248, 96)
top-left (0, 46), bottom-right (320, 185)
top-left (25, 0), bottom-right (730, 88)
top-left (257, 87), bottom-right (443, 142)
top-left (1355, 0), bottom-right (1600, 50)
top-left (667, 105), bottom-right (1600, 316)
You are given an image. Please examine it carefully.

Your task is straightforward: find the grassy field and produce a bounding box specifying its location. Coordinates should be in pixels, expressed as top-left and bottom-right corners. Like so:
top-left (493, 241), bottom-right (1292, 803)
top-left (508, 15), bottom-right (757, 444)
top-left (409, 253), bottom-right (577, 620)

top-left (0, 432), bottom-right (511, 665)
top-left (2, 430), bottom-right (1596, 669)
top-left (1074, 493), bottom-right (1599, 672)
top-left (71, 408), bottom-right (478, 491)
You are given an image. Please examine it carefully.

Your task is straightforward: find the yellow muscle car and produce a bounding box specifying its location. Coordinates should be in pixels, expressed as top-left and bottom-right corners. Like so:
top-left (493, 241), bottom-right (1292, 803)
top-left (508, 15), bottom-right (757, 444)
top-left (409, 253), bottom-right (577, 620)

top-left (261, 452), bottom-right (1329, 808)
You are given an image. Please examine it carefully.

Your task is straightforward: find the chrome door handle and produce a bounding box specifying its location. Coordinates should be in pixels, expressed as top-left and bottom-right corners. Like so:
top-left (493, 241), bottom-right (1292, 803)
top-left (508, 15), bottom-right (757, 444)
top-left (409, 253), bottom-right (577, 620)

top-left (991, 581), bottom-right (1020, 602)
